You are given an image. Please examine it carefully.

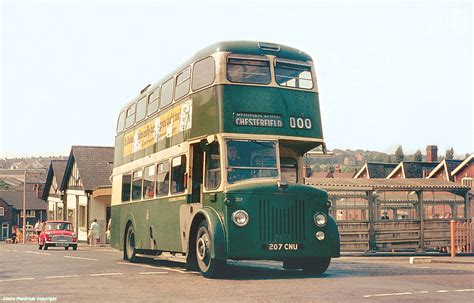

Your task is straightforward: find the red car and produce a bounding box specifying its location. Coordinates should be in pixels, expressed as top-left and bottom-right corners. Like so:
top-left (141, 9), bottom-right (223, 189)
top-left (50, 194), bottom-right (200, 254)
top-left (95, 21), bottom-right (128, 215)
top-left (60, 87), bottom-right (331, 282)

top-left (38, 220), bottom-right (78, 250)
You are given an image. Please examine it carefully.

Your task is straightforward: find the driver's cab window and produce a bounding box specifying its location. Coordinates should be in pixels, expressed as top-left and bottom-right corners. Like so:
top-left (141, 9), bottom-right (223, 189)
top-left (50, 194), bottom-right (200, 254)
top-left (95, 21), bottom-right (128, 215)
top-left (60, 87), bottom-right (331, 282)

top-left (280, 157), bottom-right (298, 183)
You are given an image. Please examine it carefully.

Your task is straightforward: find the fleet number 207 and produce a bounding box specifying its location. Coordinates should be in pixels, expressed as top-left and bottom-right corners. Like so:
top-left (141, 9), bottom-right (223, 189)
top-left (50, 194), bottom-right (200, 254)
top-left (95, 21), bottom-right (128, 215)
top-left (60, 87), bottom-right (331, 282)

top-left (268, 243), bottom-right (299, 250)
top-left (289, 117), bottom-right (312, 129)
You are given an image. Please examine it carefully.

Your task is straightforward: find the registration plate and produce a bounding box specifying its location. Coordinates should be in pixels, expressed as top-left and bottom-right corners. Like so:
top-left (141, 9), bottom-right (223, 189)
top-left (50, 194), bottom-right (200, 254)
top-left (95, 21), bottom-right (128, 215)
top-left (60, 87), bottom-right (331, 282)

top-left (267, 243), bottom-right (300, 251)
top-left (55, 243), bottom-right (68, 247)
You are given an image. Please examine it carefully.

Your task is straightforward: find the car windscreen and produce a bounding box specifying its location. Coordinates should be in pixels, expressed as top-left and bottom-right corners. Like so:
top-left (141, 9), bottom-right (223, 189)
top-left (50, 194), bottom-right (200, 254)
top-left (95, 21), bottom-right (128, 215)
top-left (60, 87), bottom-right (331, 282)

top-left (46, 222), bottom-right (73, 231)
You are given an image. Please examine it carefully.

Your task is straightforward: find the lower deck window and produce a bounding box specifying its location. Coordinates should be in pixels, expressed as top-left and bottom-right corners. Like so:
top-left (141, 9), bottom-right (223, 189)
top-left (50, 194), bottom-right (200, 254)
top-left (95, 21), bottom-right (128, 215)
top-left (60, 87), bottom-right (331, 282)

top-left (121, 174), bottom-right (131, 202)
top-left (171, 155), bottom-right (187, 193)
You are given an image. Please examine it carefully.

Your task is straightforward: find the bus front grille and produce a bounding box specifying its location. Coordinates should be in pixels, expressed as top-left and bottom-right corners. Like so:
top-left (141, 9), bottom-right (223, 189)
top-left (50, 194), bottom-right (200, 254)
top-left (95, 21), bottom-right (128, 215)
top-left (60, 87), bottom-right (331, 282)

top-left (259, 199), bottom-right (305, 242)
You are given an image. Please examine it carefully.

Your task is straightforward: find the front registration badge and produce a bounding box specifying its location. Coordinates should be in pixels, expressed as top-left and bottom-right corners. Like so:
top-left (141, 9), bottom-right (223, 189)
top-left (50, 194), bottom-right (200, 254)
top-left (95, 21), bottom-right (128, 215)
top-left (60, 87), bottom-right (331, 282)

top-left (267, 243), bottom-right (300, 251)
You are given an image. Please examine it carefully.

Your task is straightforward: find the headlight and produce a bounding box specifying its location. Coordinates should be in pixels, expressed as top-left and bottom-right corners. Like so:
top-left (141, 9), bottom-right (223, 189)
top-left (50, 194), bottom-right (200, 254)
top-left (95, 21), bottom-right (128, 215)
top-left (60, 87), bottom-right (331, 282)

top-left (316, 231), bottom-right (325, 241)
top-left (314, 213), bottom-right (327, 227)
top-left (232, 210), bottom-right (249, 227)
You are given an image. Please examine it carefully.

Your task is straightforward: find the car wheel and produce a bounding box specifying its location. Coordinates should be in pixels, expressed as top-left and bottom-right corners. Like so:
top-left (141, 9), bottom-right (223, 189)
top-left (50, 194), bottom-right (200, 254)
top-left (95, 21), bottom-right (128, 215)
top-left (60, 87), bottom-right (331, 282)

top-left (301, 257), bottom-right (331, 275)
top-left (44, 244), bottom-right (48, 250)
top-left (72, 245), bottom-right (77, 251)
top-left (65, 247), bottom-right (69, 250)
top-left (195, 221), bottom-right (224, 278)
top-left (124, 224), bottom-right (138, 262)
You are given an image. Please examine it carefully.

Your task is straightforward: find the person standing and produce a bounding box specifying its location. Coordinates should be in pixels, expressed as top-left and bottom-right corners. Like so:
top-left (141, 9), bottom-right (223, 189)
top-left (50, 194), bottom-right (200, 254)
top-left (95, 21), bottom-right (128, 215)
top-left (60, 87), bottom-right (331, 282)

top-left (89, 219), bottom-right (100, 246)
top-left (34, 220), bottom-right (43, 243)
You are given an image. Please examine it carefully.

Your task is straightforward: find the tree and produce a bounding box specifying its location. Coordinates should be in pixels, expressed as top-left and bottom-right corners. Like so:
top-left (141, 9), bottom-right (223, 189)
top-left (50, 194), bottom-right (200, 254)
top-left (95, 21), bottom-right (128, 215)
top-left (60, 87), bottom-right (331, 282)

top-left (395, 145), bottom-right (405, 163)
top-left (445, 148), bottom-right (454, 160)
top-left (414, 150), bottom-right (423, 162)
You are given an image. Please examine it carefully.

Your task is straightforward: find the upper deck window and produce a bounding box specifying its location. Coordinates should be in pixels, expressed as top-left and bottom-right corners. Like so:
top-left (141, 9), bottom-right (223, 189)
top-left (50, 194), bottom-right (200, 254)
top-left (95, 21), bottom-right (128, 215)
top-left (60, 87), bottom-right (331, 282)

top-left (135, 97), bottom-right (147, 122)
top-left (160, 78), bottom-right (174, 109)
top-left (116, 111), bottom-right (126, 133)
top-left (125, 105), bottom-right (136, 129)
top-left (275, 59), bottom-right (313, 89)
top-left (147, 90), bottom-right (159, 116)
top-left (175, 67), bottom-right (191, 100)
top-left (227, 56), bottom-right (271, 84)
top-left (192, 57), bottom-right (215, 90)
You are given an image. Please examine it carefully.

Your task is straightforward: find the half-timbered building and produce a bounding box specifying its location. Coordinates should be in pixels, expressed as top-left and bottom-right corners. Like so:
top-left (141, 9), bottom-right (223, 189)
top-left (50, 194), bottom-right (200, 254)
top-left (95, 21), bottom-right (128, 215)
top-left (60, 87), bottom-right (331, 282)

top-left (61, 146), bottom-right (114, 242)
top-left (41, 160), bottom-right (67, 220)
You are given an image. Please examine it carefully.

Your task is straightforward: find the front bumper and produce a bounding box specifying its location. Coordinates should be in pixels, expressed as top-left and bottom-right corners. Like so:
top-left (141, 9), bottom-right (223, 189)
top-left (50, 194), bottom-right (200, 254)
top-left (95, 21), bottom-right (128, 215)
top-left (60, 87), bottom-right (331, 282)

top-left (44, 241), bottom-right (77, 247)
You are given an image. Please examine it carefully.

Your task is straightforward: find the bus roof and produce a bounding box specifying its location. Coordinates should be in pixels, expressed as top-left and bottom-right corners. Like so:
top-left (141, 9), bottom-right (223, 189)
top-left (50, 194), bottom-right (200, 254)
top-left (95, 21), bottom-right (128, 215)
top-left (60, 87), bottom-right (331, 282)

top-left (118, 41), bottom-right (314, 112)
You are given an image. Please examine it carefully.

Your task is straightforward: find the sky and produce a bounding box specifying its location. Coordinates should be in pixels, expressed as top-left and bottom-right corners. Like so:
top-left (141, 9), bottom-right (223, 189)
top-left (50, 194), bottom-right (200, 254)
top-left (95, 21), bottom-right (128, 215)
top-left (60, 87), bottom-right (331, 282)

top-left (1, 0), bottom-right (472, 158)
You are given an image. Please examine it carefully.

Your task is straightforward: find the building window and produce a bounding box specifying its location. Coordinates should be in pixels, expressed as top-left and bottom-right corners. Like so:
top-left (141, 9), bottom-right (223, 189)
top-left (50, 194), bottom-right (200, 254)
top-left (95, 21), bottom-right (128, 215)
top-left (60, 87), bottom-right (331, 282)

top-left (461, 177), bottom-right (472, 187)
top-left (175, 67), bottom-right (191, 100)
top-left (57, 207), bottom-right (63, 219)
top-left (192, 57), bottom-right (215, 90)
top-left (21, 210), bottom-right (36, 218)
top-left (0, 207), bottom-right (4, 216)
top-left (67, 209), bottom-right (74, 227)
top-left (79, 205), bottom-right (86, 228)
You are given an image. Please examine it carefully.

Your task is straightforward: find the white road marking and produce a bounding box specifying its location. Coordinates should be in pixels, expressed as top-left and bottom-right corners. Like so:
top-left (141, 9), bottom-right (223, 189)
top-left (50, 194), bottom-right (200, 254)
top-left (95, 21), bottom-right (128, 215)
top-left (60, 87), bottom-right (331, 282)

top-left (158, 266), bottom-right (195, 274)
top-left (116, 261), bottom-right (157, 269)
top-left (364, 292), bottom-right (412, 298)
top-left (45, 275), bottom-right (80, 279)
top-left (25, 251), bottom-right (51, 256)
top-left (0, 278), bottom-right (35, 282)
top-left (364, 289), bottom-right (474, 298)
top-left (89, 273), bottom-right (125, 277)
top-left (116, 261), bottom-right (195, 274)
top-left (139, 272), bottom-right (168, 275)
top-left (64, 256), bottom-right (98, 261)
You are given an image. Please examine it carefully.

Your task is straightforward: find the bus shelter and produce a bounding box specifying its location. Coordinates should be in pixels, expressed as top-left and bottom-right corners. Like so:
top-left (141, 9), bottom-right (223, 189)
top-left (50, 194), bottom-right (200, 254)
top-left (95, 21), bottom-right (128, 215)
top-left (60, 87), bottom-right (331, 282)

top-left (305, 178), bottom-right (471, 252)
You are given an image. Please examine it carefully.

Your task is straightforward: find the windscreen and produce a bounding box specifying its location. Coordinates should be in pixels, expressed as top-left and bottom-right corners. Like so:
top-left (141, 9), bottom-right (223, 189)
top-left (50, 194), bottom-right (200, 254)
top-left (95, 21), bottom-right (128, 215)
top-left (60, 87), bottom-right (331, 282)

top-left (275, 60), bottom-right (313, 89)
top-left (46, 222), bottom-right (73, 231)
top-left (227, 57), bottom-right (271, 84)
top-left (226, 140), bottom-right (278, 184)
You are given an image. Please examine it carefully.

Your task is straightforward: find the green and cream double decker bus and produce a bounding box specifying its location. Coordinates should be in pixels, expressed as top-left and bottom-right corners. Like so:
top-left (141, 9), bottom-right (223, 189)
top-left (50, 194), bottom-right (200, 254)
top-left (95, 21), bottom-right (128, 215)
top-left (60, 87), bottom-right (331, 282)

top-left (111, 41), bottom-right (340, 278)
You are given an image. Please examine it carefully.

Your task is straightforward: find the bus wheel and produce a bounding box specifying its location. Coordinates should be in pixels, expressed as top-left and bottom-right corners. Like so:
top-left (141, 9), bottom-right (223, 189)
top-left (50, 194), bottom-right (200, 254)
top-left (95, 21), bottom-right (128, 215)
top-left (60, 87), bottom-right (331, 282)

top-left (301, 257), bottom-right (331, 275)
top-left (124, 224), bottom-right (138, 263)
top-left (196, 221), bottom-right (224, 278)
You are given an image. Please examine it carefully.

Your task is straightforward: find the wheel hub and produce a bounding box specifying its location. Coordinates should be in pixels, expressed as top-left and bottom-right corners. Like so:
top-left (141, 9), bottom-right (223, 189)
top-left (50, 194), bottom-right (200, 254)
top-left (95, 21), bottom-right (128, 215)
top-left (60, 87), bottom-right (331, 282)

top-left (197, 235), bottom-right (209, 261)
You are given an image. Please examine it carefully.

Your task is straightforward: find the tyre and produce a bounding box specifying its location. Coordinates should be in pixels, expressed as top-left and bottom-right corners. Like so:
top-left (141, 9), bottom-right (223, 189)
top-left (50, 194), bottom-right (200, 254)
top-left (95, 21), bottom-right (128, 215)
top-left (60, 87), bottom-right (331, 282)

top-left (196, 221), bottom-right (224, 278)
top-left (44, 244), bottom-right (48, 250)
top-left (65, 247), bottom-right (69, 250)
top-left (124, 224), bottom-right (138, 262)
top-left (72, 245), bottom-right (77, 251)
top-left (301, 257), bottom-right (331, 275)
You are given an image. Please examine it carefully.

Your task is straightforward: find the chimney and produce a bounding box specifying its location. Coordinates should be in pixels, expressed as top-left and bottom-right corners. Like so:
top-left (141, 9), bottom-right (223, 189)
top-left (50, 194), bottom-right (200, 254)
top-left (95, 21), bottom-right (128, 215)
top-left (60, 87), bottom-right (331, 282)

top-left (426, 145), bottom-right (438, 162)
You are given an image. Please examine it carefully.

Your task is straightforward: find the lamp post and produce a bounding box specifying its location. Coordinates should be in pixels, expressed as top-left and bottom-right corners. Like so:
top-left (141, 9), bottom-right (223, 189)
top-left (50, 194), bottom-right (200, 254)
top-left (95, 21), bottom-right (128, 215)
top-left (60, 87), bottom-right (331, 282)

top-left (22, 169), bottom-right (26, 244)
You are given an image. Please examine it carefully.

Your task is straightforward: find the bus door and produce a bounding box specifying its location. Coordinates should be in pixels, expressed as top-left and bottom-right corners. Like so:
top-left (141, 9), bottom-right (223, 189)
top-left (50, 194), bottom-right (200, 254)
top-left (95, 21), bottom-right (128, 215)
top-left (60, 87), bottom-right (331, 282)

top-left (191, 144), bottom-right (204, 203)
